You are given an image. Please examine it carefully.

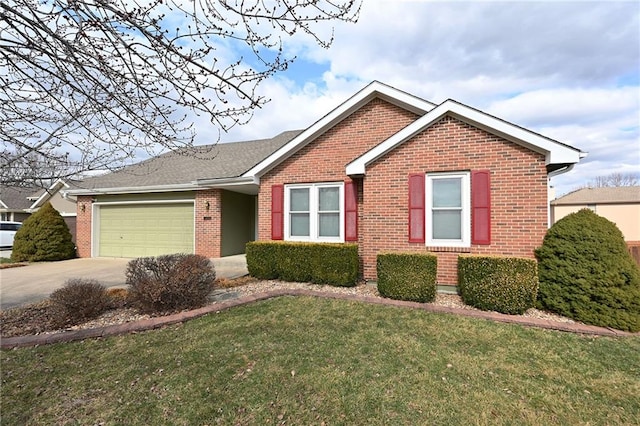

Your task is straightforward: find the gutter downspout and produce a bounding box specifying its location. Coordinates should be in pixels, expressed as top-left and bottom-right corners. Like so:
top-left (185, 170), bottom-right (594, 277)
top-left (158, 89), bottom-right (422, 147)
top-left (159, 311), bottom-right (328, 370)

top-left (547, 164), bottom-right (576, 228)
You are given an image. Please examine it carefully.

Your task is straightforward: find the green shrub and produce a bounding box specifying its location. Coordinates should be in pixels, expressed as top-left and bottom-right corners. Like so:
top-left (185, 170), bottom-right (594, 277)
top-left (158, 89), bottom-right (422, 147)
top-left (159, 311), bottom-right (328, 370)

top-left (535, 209), bottom-right (640, 331)
top-left (49, 279), bottom-right (109, 326)
top-left (126, 254), bottom-right (216, 313)
top-left (246, 242), bottom-right (280, 279)
top-left (458, 255), bottom-right (539, 315)
top-left (246, 241), bottom-right (359, 287)
top-left (377, 252), bottom-right (437, 303)
top-left (11, 202), bottom-right (76, 262)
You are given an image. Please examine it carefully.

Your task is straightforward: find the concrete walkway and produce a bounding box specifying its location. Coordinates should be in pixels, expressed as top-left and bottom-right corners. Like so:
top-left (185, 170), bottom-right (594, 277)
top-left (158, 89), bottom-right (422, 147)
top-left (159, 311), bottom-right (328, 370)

top-left (0, 255), bottom-right (247, 310)
top-left (2, 288), bottom-right (637, 349)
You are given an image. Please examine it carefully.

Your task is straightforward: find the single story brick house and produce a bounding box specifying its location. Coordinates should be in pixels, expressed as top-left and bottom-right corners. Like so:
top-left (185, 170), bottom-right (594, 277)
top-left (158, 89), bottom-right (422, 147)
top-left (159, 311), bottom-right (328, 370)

top-left (67, 81), bottom-right (585, 285)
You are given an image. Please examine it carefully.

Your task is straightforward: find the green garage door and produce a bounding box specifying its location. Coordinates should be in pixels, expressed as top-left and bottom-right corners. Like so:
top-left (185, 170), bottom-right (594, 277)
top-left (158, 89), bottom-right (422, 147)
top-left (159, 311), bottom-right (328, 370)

top-left (98, 203), bottom-right (194, 257)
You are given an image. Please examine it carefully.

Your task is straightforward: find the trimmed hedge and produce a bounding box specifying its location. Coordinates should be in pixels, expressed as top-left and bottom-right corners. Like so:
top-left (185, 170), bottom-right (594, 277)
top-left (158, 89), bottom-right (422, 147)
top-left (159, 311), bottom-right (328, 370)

top-left (246, 241), bottom-right (359, 287)
top-left (458, 255), bottom-right (539, 315)
top-left (535, 209), bottom-right (640, 332)
top-left (377, 252), bottom-right (437, 303)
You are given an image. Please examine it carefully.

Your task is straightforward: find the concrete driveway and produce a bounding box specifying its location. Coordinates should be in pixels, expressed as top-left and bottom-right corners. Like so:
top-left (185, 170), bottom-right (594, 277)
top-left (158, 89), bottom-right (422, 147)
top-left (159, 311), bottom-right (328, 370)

top-left (0, 258), bottom-right (129, 310)
top-left (0, 255), bottom-right (247, 310)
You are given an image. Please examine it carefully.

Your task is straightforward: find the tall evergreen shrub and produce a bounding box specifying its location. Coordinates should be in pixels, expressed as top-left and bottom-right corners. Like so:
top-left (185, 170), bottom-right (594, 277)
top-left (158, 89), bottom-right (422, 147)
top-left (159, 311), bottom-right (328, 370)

top-left (11, 202), bottom-right (76, 262)
top-left (535, 209), bottom-right (640, 332)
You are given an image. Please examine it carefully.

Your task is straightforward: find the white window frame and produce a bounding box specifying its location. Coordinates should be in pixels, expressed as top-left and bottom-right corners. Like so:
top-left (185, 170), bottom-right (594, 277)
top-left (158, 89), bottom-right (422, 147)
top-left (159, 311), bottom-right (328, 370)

top-left (284, 182), bottom-right (344, 243)
top-left (426, 172), bottom-right (471, 247)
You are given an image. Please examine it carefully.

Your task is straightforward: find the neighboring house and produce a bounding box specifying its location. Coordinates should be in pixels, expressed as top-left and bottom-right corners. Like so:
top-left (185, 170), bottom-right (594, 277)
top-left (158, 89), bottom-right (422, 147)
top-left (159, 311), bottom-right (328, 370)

top-left (68, 81), bottom-right (585, 285)
top-left (0, 186), bottom-right (36, 223)
top-left (0, 180), bottom-right (78, 242)
top-left (551, 186), bottom-right (640, 242)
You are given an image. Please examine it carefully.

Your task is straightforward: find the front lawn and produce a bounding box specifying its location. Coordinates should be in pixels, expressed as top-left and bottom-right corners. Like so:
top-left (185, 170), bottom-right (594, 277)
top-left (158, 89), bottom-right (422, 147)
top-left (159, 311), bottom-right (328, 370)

top-left (2, 296), bottom-right (639, 425)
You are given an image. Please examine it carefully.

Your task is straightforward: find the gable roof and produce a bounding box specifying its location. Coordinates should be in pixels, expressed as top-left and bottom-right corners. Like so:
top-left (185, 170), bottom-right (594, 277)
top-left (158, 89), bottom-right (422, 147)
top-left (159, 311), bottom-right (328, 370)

top-left (67, 130), bottom-right (302, 195)
top-left (1, 180), bottom-right (81, 211)
top-left (346, 99), bottom-right (586, 176)
top-left (0, 186), bottom-right (40, 210)
top-left (242, 81), bottom-right (436, 179)
top-left (552, 186), bottom-right (640, 205)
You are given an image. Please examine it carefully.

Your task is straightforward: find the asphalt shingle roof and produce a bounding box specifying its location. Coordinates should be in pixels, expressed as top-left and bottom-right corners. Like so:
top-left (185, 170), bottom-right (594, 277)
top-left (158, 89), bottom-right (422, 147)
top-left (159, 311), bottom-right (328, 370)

top-left (0, 186), bottom-right (41, 209)
top-left (79, 130), bottom-right (302, 190)
top-left (552, 186), bottom-right (640, 205)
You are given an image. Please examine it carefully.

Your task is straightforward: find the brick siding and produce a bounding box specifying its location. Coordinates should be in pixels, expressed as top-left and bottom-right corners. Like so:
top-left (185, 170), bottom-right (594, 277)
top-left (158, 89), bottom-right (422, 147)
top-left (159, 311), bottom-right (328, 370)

top-left (259, 98), bottom-right (419, 266)
top-left (259, 103), bottom-right (549, 285)
top-left (75, 195), bottom-right (93, 257)
top-left (363, 116), bottom-right (548, 283)
top-left (195, 189), bottom-right (222, 258)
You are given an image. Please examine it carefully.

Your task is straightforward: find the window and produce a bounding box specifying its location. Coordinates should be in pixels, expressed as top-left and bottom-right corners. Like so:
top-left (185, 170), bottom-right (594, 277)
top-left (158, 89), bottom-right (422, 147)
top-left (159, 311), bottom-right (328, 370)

top-left (284, 183), bottom-right (344, 242)
top-left (426, 172), bottom-right (470, 247)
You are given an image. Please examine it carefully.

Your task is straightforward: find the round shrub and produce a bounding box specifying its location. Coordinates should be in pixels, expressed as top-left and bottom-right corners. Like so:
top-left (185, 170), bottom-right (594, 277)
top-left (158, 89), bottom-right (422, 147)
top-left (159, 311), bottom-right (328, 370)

top-left (50, 279), bottom-right (109, 326)
top-left (126, 253), bottom-right (216, 313)
top-left (535, 209), bottom-right (640, 331)
top-left (11, 202), bottom-right (76, 262)
top-left (458, 255), bottom-right (539, 315)
top-left (377, 252), bottom-right (437, 303)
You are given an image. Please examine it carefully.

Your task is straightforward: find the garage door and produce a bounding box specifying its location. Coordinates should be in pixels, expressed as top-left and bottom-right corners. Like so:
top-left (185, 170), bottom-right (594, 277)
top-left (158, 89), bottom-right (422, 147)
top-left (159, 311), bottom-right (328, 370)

top-left (98, 203), bottom-right (194, 257)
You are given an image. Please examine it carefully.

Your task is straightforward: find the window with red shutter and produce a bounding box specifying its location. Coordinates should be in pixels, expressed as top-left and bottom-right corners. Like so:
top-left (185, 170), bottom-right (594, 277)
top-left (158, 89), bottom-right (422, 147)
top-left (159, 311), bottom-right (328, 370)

top-left (408, 173), bottom-right (425, 243)
top-left (271, 185), bottom-right (284, 240)
top-left (282, 182), bottom-right (345, 242)
top-left (344, 180), bottom-right (358, 241)
top-left (425, 172), bottom-right (471, 247)
top-left (471, 170), bottom-right (491, 245)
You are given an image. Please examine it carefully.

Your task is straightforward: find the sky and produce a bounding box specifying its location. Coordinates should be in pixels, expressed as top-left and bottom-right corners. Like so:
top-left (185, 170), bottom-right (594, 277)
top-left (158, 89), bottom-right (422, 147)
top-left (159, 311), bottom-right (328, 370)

top-left (194, 0), bottom-right (640, 197)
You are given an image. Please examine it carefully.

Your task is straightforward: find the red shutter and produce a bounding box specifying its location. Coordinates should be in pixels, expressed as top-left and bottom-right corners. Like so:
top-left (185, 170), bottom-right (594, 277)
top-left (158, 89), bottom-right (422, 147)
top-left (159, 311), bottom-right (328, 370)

top-left (471, 170), bottom-right (491, 245)
top-left (271, 185), bottom-right (284, 240)
top-left (344, 180), bottom-right (358, 241)
top-left (408, 173), bottom-right (425, 243)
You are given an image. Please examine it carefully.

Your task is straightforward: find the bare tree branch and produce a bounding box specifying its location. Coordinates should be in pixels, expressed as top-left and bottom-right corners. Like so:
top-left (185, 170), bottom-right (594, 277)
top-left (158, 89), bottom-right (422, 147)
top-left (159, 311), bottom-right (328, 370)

top-left (0, 0), bottom-right (361, 187)
top-left (588, 172), bottom-right (640, 188)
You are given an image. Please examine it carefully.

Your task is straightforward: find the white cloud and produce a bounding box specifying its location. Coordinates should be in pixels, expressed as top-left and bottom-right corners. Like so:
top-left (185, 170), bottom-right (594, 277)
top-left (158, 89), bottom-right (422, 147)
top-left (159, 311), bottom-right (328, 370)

top-left (194, 1), bottom-right (639, 197)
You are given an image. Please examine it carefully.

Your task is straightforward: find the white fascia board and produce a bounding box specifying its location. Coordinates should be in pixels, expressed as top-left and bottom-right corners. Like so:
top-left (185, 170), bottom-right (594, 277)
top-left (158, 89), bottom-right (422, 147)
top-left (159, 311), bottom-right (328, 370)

top-left (30, 179), bottom-right (69, 209)
top-left (346, 99), bottom-right (585, 176)
top-left (194, 176), bottom-right (259, 187)
top-left (346, 102), bottom-right (451, 175)
top-left (242, 81), bottom-right (436, 179)
top-left (443, 102), bottom-right (584, 165)
top-left (65, 183), bottom-right (199, 196)
top-left (0, 200), bottom-right (8, 209)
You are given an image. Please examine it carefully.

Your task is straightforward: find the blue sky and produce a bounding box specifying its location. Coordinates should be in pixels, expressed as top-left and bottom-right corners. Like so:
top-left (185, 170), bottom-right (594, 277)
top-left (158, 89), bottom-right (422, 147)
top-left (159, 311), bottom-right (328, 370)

top-left (192, 0), bottom-right (639, 197)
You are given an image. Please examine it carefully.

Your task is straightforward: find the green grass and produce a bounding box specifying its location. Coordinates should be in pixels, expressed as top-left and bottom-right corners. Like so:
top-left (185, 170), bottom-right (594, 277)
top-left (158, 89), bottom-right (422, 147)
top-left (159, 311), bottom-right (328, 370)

top-left (2, 296), bottom-right (639, 425)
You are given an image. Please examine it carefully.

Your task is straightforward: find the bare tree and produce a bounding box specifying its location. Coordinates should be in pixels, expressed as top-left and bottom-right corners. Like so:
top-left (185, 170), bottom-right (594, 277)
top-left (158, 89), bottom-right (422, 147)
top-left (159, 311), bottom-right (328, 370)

top-left (0, 0), bottom-right (361, 187)
top-left (589, 172), bottom-right (639, 188)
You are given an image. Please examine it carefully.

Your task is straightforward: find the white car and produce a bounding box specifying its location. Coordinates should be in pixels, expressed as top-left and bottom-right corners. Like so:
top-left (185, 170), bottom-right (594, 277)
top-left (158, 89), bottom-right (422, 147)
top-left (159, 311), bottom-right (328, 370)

top-left (0, 221), bottom-right (22, 249)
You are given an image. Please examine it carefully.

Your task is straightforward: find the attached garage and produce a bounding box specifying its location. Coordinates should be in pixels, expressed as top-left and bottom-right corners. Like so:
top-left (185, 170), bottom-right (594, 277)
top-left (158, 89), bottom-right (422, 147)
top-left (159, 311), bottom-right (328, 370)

top-left (96, 202), bottom-right (194, 258)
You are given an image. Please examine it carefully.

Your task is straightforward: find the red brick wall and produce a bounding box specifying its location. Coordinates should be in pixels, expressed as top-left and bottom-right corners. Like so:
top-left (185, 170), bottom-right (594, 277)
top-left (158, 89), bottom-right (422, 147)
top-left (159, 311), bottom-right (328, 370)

top-left (76, 195), bottom-right (93, 257)
top-left (363, 116), bottom-right (548, 283)
top-left (258, 105), bottom-right (548, 285)
top-left (195, 189), bottom-right (222, 258)
top-left (258, 98), bottom-right (420, 263)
